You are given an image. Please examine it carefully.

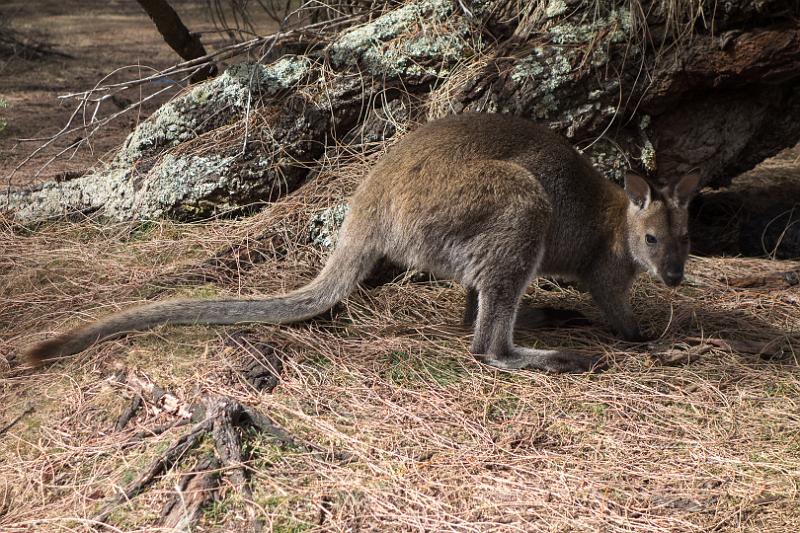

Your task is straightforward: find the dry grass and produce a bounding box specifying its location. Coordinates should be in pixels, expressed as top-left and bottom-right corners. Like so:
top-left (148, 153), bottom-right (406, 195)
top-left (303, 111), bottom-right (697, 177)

top-left (1, 153), bottom-right (799, 531)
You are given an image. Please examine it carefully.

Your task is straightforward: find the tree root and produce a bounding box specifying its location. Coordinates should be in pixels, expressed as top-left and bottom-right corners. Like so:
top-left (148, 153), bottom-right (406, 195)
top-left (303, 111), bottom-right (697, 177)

top-left (114, 396), bottom-right (143, 432)
top-left (211, 399), bottom-right (261, 532)
top-left (99, 370), bottom-right (350, 531)
top-left (94, 417), bottom-right (212, 523)
top-left (158, 456), bottom-right (221, 530)
top-left (224, 332), bottom-right (284, 393)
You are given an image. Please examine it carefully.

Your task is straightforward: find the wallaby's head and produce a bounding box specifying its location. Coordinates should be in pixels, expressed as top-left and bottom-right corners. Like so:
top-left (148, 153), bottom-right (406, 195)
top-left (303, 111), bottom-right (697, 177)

top-left (624, 171), bottom-right (701, 287)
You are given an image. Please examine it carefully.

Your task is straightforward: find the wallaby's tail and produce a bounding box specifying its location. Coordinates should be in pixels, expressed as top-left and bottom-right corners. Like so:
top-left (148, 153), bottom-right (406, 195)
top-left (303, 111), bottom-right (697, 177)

top-left (22, 227), bottom-right (379, 366)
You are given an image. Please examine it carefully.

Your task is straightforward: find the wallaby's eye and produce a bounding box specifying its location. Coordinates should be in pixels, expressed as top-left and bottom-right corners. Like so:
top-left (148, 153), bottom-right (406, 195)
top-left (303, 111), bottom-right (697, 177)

top-left (645, 234), bottom-right (657, 245)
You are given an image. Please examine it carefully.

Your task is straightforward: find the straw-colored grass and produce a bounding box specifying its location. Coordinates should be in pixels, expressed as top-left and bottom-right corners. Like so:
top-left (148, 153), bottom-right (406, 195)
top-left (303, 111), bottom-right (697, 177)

top-left (1, 152), bottom-right (799, 531)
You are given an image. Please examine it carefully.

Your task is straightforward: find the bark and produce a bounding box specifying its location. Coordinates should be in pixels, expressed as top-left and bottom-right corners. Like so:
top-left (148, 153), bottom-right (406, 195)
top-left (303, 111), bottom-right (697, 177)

top-left (136, 0), bottom-right (217, 82)
top-left (4, 0), bottom-right (800, 223)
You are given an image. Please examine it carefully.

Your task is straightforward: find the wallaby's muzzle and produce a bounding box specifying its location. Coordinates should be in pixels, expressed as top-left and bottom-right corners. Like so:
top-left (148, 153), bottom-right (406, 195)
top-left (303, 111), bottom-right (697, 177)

top-left (664, 272), bottom-right (684, 286)
top-left (663, 266), bottom-right (685, 287)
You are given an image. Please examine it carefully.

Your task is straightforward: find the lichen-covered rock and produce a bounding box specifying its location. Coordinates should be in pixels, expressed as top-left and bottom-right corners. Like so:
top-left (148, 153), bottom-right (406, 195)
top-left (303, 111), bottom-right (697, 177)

top-left (6, 152), bottom-right (253, 221)
top-left (583, 144), bottom-right (630, 185)
top-left (544, 0), bottom-right (569, 18)
top-left (116, 57), bottom-right (312, 167)
top-left (510, 50), bottom-right (573, 119)
top-left (548, 4), bottom-right (632, 48)
top-left (456, 0), bottom-right (659, 185)
top-left (329, 0), bottom-right (479, 81)
top-left (503, 2), bottom-right (634, 123)
top-left (308, 204), bottom-right (349, 249)
top-left (4, 58), bottom-right (318, 222)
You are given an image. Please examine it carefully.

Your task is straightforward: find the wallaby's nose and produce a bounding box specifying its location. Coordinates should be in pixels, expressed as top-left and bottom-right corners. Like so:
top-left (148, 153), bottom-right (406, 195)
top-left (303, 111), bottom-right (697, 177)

top-left (664, 270), bottom-right (684, 286)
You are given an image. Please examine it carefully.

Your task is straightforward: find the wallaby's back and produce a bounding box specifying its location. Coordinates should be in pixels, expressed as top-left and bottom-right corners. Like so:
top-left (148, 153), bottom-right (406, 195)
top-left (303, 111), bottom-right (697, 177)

top-left (354, 113), bottom-right (623, 278)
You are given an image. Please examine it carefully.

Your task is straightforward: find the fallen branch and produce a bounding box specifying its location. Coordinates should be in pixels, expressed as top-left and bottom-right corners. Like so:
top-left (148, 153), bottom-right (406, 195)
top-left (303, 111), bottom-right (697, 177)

top-left (225, 331), bottom-right (284, 393)
top-left (684, 336), bottom-right (788, 360)
top-left (127, 418), bottom-right (191, 446)
top-left (124, 373), bottom-right (196, 420)
top-left (726, 269), bottom-right (800, 289)
top-left (114, 395), bottom-right (143, 432)
top-left (655, 343), bottom-right (714, 367)
top-left (654, 333), bottom-right (790, 366)
top-left (212, 399), bottom-right (263, 532)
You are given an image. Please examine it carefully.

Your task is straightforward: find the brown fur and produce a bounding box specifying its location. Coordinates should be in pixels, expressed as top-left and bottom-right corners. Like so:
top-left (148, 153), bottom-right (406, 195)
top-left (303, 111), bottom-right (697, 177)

top-left (21, 113), bottom-right (699, 373)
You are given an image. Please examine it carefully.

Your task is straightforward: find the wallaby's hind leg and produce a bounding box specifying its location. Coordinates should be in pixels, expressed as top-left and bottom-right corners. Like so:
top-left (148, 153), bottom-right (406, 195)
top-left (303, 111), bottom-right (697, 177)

top-left (471, 279), bottom-right (601, 374)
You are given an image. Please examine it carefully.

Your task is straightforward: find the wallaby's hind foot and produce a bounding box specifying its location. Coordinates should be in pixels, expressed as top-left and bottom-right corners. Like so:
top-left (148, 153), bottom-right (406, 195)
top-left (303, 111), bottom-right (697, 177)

top-left (476, 348), bottom-right (602, 373)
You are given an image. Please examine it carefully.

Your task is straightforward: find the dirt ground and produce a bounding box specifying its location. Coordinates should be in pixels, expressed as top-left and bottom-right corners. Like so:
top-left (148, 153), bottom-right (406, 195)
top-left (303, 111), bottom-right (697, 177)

top-left (0, 0), bottom-right (276, 186)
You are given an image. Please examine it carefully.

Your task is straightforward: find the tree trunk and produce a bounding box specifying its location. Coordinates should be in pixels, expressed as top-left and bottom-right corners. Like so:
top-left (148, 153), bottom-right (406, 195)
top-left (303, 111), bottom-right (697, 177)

top-left (4, 0), bottom-right (800, 223)
top-left (136, 0), bottom-right (217, 82)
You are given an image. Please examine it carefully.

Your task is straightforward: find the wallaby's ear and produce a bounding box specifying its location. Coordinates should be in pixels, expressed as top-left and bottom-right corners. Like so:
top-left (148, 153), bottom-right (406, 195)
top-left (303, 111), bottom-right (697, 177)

top-left (671, 172), bottom-right (701, 207)
top-left (624, 171), bottom-right (652, 209)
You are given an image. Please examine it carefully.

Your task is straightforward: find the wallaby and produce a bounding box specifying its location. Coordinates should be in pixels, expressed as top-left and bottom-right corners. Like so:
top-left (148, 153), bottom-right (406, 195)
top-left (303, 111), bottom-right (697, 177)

top-left (22, 113), bottom-right (700, 373)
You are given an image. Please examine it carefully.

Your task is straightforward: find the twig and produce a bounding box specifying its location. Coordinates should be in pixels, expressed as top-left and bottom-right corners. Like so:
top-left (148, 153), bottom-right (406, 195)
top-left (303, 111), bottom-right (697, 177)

top-left (4, 9), bottom-right (370, 186)
top-left (0, 405), bottom-right (34, 437)
top-left (114, 395), bottom-right (143, 432)
top-left (684, 336), bottom-right (787, 359)
top-left (126, 373), bottom-right (196, 420)
top-left (97, 364), bottom-right (355, 529)
top-left (125, 418), bottom-right (191, 448)
top-left (727, 269), bottom-right (800, 289)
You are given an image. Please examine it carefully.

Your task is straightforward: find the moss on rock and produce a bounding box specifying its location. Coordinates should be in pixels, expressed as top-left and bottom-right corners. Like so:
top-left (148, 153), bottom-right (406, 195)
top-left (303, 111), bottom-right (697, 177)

top-left (5, 57), bottom-right (318, 222)
top-left (507, 3), bottom-right (635, 124)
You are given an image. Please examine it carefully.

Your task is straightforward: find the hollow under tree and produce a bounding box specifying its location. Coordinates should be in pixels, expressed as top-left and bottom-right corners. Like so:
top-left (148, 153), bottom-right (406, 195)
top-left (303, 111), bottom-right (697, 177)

top-left (3, 0), bottom-right (800, 223)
